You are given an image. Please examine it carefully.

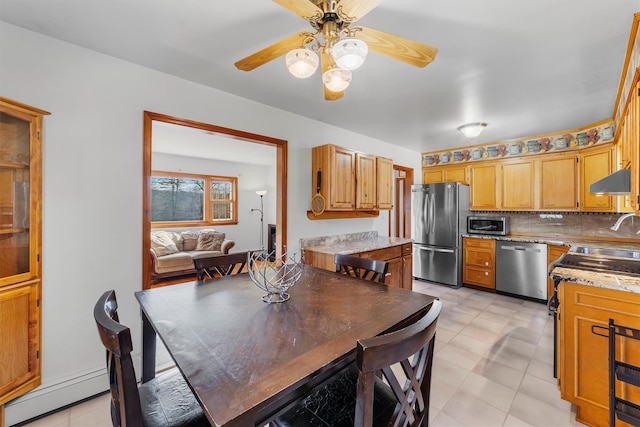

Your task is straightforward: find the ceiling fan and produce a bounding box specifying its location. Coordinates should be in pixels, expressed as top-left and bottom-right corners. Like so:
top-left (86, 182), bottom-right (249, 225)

top-left (234, 0), bottom-right (438, 101)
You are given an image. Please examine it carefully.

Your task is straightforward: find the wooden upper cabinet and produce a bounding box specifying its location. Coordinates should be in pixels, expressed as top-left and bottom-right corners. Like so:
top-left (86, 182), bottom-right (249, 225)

top-left (469, 164), bottom-right (499, 210)
top-left (423, 168), bottom-right (443, 184)
top-left (312, 144), bottom-right (355, 210)
top-left (376, 156), bottom-right (393, 210)
top-left (501, 159), bottom-right (534, 210)
top-left (616, 80), bottom-right (639, 212)
top-left (632, 82), bottom-right (640, 213)
top-left (0, 97), bottom-right (48, 409)
top-left (356, 153), bottom-right (376, 210)
top-left (580, 144), bottom-right (614, 212)
top-left (422, 165), bottom-right (468, 184)
top-left (539, 154), bottom-right (579, 211)
top-left (311, 144), bottom-right (393, 212)
top-left (444, 165), bottom-right (468, 184)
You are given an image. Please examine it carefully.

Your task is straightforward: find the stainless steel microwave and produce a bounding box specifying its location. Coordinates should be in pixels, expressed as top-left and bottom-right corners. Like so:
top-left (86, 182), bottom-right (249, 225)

top-left (467, 216), bottom-right (509, 236)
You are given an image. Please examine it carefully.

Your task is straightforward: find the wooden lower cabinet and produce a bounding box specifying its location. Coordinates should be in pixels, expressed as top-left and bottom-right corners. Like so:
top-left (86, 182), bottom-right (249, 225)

top-left (558, 282), bottom-right (640, 426)
top-left (462, 237), bottom-right (495, 289)
top-left (0, 280), bottom-right (40, 405)
top-left (303, 243), bottom-right (413, 289)
top-left (547, 244), bottom-right (569, 299)
top-left (356, 244), bottom-right (412, 289)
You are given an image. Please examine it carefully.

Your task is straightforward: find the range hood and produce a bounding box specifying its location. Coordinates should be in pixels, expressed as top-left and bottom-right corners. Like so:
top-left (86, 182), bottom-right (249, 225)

top-left (589, 169), bottom-right (631, 195)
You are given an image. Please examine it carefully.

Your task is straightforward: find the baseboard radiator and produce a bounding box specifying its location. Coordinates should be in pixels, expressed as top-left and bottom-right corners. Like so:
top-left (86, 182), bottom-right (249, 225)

top-left (5, 367), bottom-right (108, 426)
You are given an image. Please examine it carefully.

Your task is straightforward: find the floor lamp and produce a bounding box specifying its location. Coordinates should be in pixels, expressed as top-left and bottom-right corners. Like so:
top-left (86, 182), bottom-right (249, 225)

top-left (252, 190), bottom-right (267, 251)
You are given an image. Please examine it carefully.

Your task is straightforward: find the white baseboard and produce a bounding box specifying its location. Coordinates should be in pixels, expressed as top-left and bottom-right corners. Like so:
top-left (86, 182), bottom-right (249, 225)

top-left (5, 367), bottom-right (108, 426)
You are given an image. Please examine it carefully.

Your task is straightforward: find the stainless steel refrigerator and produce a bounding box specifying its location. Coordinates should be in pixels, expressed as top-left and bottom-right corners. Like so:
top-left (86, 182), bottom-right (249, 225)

top-left (411, 183), bottom-right (470, 288)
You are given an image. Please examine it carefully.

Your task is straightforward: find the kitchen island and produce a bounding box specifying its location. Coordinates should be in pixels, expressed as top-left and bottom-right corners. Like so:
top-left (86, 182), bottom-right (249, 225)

top-left (300, 231), bottom-right (413, 289)
top-left (550, 254), bottom-right (640, 427)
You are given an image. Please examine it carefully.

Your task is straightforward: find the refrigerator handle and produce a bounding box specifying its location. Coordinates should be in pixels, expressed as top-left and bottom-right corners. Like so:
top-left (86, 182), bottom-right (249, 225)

top-left (418, 247), bottom-right (455, 253)
top-left (429, 192), bottom-right (436, 234)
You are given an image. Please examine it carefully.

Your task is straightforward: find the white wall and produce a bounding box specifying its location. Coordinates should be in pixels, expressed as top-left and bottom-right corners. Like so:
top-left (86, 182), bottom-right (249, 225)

top-left (0, 21), bottom-right (422, 424)
top-left (152, 153), bottom-right (276, 251)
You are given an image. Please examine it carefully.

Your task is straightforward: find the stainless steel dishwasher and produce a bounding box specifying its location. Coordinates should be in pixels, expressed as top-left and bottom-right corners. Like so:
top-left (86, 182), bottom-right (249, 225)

top-left (495, 241), bottom-right (548, 300)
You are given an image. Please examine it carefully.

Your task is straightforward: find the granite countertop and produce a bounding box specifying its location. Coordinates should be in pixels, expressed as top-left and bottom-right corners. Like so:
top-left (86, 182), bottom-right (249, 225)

top-left (302, 232), bottom-right (640, 293)
top-left (461, 233), bottom-right (640, 252)
top-left (460, 233), bottom-right (569, 247)
top-left (462, 233), bottom-right (640, 293)
top-left (550, 266), bottom-right (640, 294)
top-left (300, 231), bottom-right (412, 255)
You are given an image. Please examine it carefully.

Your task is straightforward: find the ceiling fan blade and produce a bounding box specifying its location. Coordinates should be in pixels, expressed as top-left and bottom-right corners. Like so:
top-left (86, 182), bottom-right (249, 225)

top-left (356, 26), bottom-right (437, 68)
top-left (272, 0), bottom-right (323, 21)
top-left (321, 52), bottom-right (344, 101)
top-left (337, 0), bottom-right (383, 23)
top-left (235, 32), bottom-right (315, 71)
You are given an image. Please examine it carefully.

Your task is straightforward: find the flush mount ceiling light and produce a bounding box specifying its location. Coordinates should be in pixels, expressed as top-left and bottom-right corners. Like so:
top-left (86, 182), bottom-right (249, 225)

top-left (234, 0), bottom-right (438, 101)
top-left (457, 122), bottom-right (487, 139)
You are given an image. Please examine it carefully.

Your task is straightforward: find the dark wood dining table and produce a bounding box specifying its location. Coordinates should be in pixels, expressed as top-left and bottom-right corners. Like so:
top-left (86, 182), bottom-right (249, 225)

top-left (135, 266), bottom-right (437, 427)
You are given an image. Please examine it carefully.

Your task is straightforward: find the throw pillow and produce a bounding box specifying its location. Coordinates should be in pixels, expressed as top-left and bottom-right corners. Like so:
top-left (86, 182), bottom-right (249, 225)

top-left (150, 231), bottom-right (180, 256)
top-left (180, 230), bottom-right (200, 251)
top-left (196, 230), bottom-right (225, 251)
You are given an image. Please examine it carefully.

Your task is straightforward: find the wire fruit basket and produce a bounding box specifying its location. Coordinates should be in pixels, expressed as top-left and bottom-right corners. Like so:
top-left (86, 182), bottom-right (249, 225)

top-left (248, 249), bottom-right (304, 303)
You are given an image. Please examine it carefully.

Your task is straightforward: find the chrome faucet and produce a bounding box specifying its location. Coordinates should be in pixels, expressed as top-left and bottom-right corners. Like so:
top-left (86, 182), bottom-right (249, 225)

top-left (610, 212), bottom-right (637, 231)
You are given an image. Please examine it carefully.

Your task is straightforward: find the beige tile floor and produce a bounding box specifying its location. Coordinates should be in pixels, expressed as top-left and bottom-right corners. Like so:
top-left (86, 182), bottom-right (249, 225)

top-left (16, 280), bottom-right (587, 427)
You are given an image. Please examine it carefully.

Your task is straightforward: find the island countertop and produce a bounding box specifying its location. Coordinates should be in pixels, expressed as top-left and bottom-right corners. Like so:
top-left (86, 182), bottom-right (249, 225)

top-left (550, 266), bottom-right (640, 294)
top-left (300, 231), bottom-right (412, 255)
top-left (300, 231), bottom-right (414, 289)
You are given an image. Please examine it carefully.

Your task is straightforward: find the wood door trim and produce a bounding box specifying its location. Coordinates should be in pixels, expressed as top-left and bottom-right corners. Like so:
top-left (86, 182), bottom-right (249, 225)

top-left (142, 111), bottom-right (288, 289)
top-left (392, 164), bottom-right (413, 238)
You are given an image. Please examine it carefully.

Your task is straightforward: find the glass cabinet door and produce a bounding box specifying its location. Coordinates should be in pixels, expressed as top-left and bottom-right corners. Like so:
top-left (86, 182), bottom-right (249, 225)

top-left (0, 106), bottom-right (37, 284)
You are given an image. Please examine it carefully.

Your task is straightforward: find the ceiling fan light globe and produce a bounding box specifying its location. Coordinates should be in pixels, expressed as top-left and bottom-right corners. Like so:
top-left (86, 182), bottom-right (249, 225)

top-left (322, 68), bottom-right (352, 92)
top-left (285, 48), bottom-right (319, 78)
top-left (332, 38), bottom-right (368, 70)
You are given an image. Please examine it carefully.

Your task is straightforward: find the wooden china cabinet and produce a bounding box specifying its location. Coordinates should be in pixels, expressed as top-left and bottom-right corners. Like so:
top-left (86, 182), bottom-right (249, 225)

top-left (0, 97), bottom-right (48, 425)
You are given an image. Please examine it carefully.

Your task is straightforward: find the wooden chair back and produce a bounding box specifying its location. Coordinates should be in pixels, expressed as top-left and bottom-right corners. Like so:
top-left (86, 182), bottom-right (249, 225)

top-left (355, 299), bottom-right (442, 427)
top-left (335, 253), bottom-right (389, 284)
top-left (194, 251), bottom-right (249, 280)
top-left (93, 290), bottom-right (144, 427)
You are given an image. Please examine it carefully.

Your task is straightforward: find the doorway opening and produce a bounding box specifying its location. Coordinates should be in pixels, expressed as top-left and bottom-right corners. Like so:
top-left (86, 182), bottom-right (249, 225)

top-left (142, 111), bottom-right (288, 289)
top-left (390, 164), bottom-right (413, 238)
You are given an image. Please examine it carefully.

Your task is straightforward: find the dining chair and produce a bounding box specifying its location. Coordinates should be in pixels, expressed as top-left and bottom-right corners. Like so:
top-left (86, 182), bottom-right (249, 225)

top-left (93, 290), bottom-right (210, 427)
top-left (335, 253), bottom-right (389, 284)
top-left (194, 251), bottom-right (250, 280)
top-left (270, 299), bottom-right (442, 427)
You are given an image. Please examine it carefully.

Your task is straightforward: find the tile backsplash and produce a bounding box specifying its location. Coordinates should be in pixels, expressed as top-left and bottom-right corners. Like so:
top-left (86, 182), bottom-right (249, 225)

top-left (478, 212), bottom-right (640, 240)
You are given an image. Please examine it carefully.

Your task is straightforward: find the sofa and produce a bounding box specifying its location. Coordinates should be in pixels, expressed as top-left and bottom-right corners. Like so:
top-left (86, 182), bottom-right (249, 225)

top-left (150, 229), bottom-right (235, 282)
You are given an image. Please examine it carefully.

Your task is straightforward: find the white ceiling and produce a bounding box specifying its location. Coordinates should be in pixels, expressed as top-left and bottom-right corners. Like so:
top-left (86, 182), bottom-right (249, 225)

top-left (153, 121), bottom-right (276, 165)
top-left (1, 0), bottom-right (638, 154)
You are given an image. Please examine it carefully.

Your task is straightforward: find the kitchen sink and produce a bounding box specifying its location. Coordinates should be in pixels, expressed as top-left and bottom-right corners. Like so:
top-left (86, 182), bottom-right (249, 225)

top-left (571, 246), bottom-right (640, 259)
top-left (554, 253), bottom-right (640, 277)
